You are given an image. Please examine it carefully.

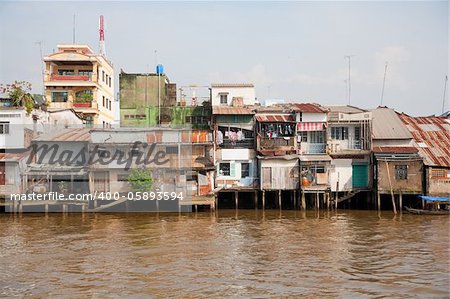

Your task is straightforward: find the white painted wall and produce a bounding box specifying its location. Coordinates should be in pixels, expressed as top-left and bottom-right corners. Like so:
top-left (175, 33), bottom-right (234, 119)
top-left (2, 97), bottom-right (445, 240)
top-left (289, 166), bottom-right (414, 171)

top-left (211, 86), bottom-right (255, 106)
top-left (301, 112), bottom-right (327, 122)
top-left (0, 109), bottom-right (82, 149)
top-left (330, 159), bottom-right (353, 192)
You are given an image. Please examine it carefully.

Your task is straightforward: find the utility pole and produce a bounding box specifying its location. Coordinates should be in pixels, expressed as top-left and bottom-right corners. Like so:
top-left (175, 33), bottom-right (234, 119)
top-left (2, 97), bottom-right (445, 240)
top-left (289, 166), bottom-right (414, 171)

top-left (35, 41), bottom-right (44, 94)
top-left (72, 14), bottom-right (76, 44)
top-left (344, 55), bottom-right (354, 105)
top-left (380, 61), bottom-right (388, 106)
top-left (443, 75), bottom-right (448, 114)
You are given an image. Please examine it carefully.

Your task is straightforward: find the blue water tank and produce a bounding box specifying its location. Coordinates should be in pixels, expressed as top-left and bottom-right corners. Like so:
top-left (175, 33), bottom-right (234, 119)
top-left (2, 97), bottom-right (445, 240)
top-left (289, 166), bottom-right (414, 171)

top-left (156, 64), bottom-right (164, 75)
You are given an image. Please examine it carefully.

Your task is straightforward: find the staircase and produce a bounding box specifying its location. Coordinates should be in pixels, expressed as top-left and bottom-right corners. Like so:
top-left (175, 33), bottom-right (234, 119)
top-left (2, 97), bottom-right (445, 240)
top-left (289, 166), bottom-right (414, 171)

top-left (87, 198), bottom-right (128, 212)
top-left (335, 190), bottom-right (361, 204)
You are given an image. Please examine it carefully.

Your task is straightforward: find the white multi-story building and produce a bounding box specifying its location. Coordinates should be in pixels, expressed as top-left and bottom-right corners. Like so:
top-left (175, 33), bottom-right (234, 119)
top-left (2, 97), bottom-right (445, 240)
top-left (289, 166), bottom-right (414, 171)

top-left (44, 44), bottom-right (115, 127)
top-left (210, 83), bottom-right (255, 107)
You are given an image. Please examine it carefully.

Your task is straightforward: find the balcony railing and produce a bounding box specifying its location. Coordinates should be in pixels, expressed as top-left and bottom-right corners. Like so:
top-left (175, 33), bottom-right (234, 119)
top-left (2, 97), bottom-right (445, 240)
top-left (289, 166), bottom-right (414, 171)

top-left (303, 143), bottom-right (326, 154)
top-left (50, 75), bottom-right (90, 81)
top-left (328, 139), bottom-right (368, 152)
top-left (259, 136), bottom-right (295, 148)
top-left (220, 139), bottom-right (254, 149)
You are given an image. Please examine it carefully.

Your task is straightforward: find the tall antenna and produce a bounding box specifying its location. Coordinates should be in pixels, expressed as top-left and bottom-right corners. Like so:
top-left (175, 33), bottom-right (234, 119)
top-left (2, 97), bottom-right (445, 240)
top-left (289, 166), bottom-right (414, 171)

top-left (344, 55), bottom-right (354, 105)
top-left (72, 14), bottom-right (76, 43)
top-left (380, 61), bottom-right (388, 106)
top-left (442, 75), bottom-right (448, 114)
top-left (35, 41), bottom-right (45, 94)
top-left (99, 15), bottom-right (106, 56)
top-left (154, 50), bottom-right (158, 69)
top-left (344, 79), bottom-right (348, 103)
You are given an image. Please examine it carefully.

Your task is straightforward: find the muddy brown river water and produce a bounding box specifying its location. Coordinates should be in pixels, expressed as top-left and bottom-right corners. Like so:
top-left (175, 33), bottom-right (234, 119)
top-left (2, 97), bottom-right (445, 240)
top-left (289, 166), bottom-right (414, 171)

top-left (0, 210), bottom-right (448, 298)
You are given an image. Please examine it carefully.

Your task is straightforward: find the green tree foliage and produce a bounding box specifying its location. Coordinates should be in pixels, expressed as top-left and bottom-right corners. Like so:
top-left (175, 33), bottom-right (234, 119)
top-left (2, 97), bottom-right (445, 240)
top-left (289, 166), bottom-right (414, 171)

top-left (0, 81), bottom-right (35, 114)
top-left (127, 168), bottom-right (153, 193)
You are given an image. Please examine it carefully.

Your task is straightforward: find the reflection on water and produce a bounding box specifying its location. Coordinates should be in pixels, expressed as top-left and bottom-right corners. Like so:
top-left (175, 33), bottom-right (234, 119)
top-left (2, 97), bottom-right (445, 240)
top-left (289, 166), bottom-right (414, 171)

top-left (0, 211), bottom-right (449, 298)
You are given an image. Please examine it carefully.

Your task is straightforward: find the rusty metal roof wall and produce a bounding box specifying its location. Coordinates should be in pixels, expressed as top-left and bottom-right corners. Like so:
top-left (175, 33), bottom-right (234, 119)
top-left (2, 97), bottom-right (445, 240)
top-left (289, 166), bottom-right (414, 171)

top-left (211, 83), bottom-right (254, 88)
top-left (212, 106), bottom-right (255, 115)
top-left (399, 114), bottom-right (450, 167)
top-left (372, 146), bottom-right (418, 153)
top-left (371, 107), bottom-right (412, 140)
top-left (290, 103), bottom-right (328, 113)
top-left (255, 114), bottom-right (295, 122)
top-left (0, 151), bottom-right (29, 162)
top-left (35, 128), bottom-right (91, 142)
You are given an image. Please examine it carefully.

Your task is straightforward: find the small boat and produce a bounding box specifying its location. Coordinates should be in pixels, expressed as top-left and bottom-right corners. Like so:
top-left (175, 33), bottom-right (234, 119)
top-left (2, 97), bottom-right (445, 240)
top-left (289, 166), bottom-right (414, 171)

top-left (405, 206), bottom-right (450, 215)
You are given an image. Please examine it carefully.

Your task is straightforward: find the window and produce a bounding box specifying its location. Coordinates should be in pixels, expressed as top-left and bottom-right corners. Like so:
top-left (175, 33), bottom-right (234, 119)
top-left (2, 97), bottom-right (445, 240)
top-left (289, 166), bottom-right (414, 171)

top-left (395, 165), bottom-right (408, 180)
top-left (310, 131), bottom-right (325, 143)
top-left (166, 146), bottom-right (178, 154)
top-left (109, 77), bottom-right (111, 87)
top-left (0, 122), bottom-right (10, 134)
top-left (85, 116), bottom-right (94, 127)
top-left (102, 96), bottom-right (105, 107)
top-left (117, 174), bottom-right (129, 182)
top-left (219, 163), bottom-right (230, 176)
top-left (106, 74), bottom-right (108, 84)
top-left (241, 163), bottom-right (250, 178)
top-left (102, 71), bottom-right (105, 82)
top-left (109, 99), bottom-right (112, 110)
top-left (219, 94), bottom-right (228, 105)
top-left (52, 92), bottom-right (68, 102)
top-left (331, 127), bottom-right (349, 140)
top-left (105, 98), bottom-right (109, 109)
top-left (78, 70), bottom-right (92, 77)
top-left (300, 131), bottom-right (308, 142)
top-left (58, 69), bottom-right (74, 75)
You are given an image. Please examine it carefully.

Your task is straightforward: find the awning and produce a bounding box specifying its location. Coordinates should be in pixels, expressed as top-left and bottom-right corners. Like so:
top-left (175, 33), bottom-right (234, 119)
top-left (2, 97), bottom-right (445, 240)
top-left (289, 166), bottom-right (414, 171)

top-left (300, 155), bottom-right (331, 162)
top-left (419, 196), bottom-right (450, 202)
top-left (297, 122), bottom-right (326, 131)
top-left (256, 115), bottom-right (295, 122)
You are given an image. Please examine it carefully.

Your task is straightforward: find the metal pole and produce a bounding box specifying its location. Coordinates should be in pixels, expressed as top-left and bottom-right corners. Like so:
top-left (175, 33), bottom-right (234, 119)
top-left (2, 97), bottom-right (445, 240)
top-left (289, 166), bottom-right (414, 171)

top-left (380, 62), bottom-right (388, 106)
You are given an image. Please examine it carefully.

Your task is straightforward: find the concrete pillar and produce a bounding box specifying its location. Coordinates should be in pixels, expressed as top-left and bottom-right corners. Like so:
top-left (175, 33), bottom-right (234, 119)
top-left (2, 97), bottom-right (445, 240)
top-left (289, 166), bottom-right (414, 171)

top-left (235, 191), bottom-right (239, 210)
top-left (399, 192), bottom-right (403, 212)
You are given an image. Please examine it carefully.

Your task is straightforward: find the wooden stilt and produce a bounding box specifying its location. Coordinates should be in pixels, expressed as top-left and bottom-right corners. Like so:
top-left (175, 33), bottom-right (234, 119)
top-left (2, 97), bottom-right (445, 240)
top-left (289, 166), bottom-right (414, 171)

top-left (278, 190), bottom-right (282, 210)
top-left (399, 192), bottom-right (403, 212)
top-left (326, 193), bottom-right (330, 210)
top-left (315, 193), bottom-right (319, 210)
top-left (235, 191), bottom-right (239, 210)
top-left (254, 191), bottom-right (258, 209)
top-left (45, 204), bottom-right (49, 213)
top-left (293, 190), bottom-right (297, 209)
top-left (377, 192), bottom-right (381, 211)
top-left (301, 191), bottom-right (306, 210)
top-left (335, 192), bottom-right (338, 210)
top-left (262, 191), bottom-right (266, 210)
top-left (195, 204), bottom-right (198, 213)
top-left (385, 160), bottom-right (397, 214)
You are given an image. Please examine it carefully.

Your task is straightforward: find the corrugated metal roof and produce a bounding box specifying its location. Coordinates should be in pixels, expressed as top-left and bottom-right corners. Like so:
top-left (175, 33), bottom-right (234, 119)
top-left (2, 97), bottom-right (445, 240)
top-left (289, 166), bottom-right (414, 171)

top-left (34, 128), bottom-right (91, 142)
top-left (211, 83), bottom-right (254, 88)
top-left (399, 114), bottom-right (450, 167)
top-left (212, 106), bottom-right (254, 115)
top-left (371, 107), bottom-right (412, 140)
top-left (0, 151), bottom-right (29, 162)
top-left (326, 105), bottom-right (368, 114)
top-left (372, 146), bottom-right (418, 153)
top-left (290, 103), bottom-right (328, 113)
top-left (255, 114), bottom-right (295, 122)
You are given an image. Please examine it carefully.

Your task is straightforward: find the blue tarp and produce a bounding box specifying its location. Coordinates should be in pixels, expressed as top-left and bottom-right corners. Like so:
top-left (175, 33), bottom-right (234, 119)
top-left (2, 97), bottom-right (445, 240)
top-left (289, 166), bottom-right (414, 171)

top-left (419, 195), bottom-right (450, 202)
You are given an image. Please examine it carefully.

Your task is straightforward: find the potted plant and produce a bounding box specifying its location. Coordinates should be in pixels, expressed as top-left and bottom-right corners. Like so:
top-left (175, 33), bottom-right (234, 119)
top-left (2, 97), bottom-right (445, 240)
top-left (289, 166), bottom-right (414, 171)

top-left (74, 93), bottom-right (93, 107)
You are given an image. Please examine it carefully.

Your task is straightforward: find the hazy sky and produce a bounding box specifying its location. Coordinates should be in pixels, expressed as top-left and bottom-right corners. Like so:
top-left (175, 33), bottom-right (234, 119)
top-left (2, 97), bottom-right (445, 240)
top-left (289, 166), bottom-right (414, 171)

top-left (0, 1), bottom-right (448, 116)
